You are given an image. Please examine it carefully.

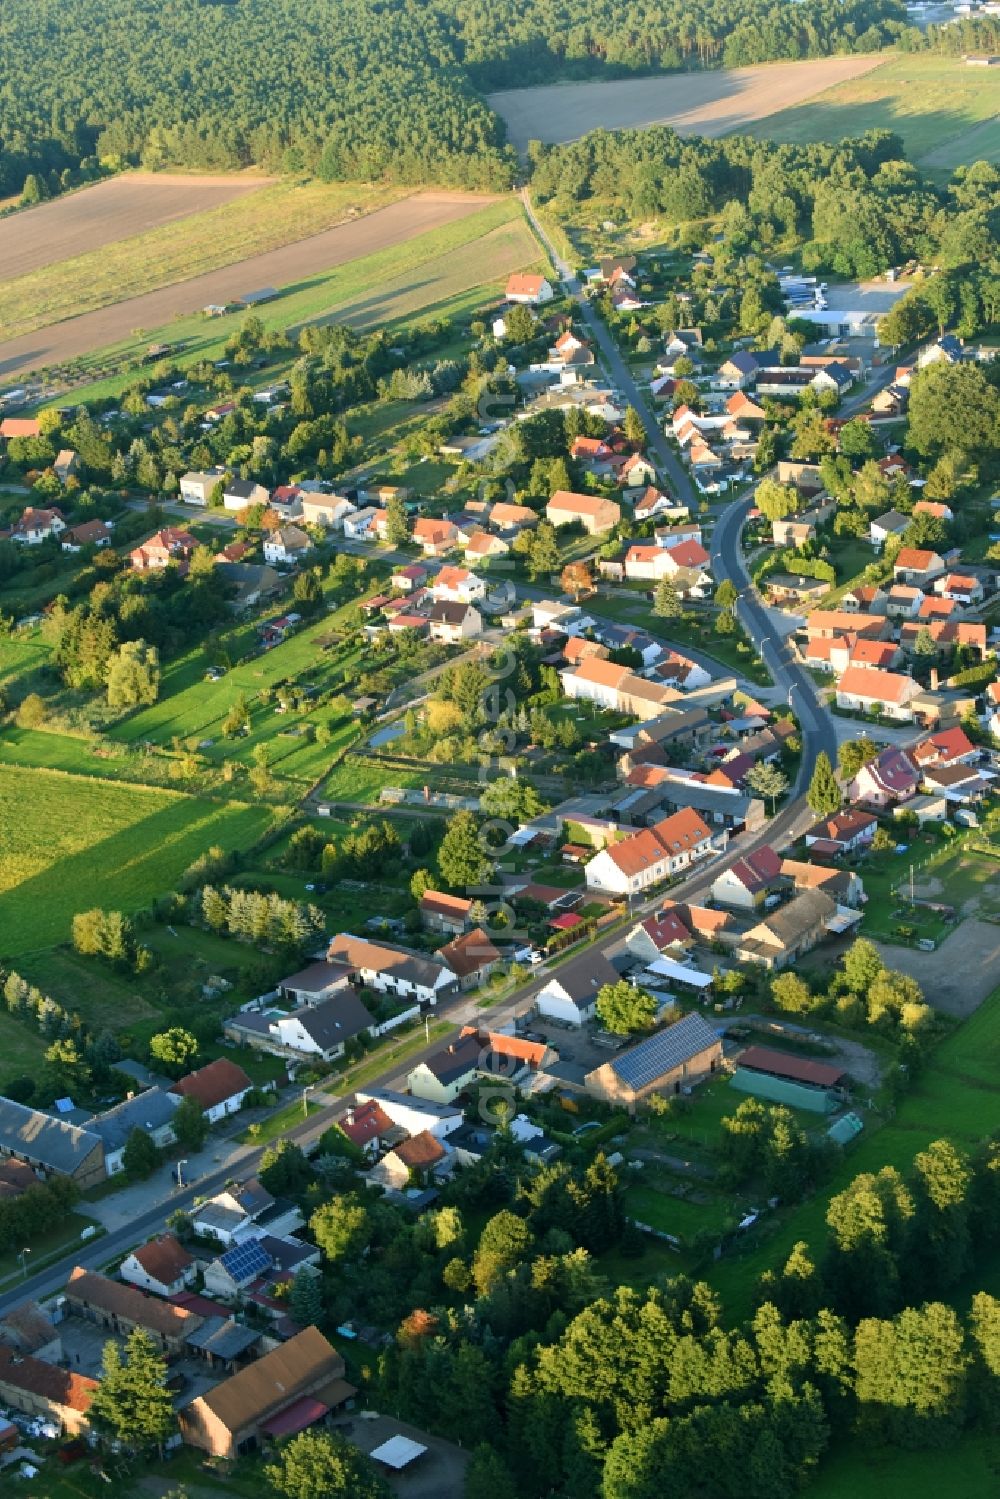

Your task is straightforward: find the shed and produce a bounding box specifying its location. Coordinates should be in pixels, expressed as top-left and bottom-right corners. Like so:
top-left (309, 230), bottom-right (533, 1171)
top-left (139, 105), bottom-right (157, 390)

top-left (731, 1044), bottom-right (845, 1114)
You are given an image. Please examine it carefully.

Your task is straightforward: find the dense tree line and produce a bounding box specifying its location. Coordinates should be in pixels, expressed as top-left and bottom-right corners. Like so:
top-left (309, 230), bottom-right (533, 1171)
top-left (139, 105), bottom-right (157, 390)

top-left (197, 883), bottom-right (325, 951)
top-left (0, 0), bottom-right (911, 198)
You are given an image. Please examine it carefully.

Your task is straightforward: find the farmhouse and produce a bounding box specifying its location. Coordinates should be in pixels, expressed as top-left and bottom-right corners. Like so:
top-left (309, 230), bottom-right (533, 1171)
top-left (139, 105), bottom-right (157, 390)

top-left (179, 1326), bottom-right (354, 1458)
top-left (835, 665), bottom-right (921, 721)
top-left (585, 1012), bottom-right (722, 1113)
top-left (91, 1086), bottom-right (179, 1176)
top-left (66, 1267), bottom-right (202, 1355)
top-left (625, 908), bottom-right (695, 964)
top-left (0, 1098), bottom-right (105, 1189)
top-left (546, 490), bottom-right (621, 534)
top-left (735, 889), bottom-right (839, 970)
top-left (0, 1348), bottom-right (97, 1436)
top-left (710, 845), bottom-right (783, 910)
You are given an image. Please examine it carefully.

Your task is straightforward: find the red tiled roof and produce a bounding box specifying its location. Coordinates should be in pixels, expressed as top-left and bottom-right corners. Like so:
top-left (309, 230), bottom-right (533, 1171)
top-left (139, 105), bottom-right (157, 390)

top-left (129, 1234), bottom-right (194, 1286)
top-left (170, 1057), bottom-right (252, 1111)
top-left (0, 1347), bottom-right (97, 1413)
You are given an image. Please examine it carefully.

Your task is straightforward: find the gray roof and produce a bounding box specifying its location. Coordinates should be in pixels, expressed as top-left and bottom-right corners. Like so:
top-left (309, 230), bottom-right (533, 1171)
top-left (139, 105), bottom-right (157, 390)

top-left (255, 1234), bottom-right (316, 1273)
top-left (659, 781), bottom-right (753, 820)
top-left (608, 1013), bottom-right (721, 1089)
top-left (0, 1096), bottom-right (102, 1174)
top-left (185, 1316), bottom-right (260, 1361)
top-left (280, 960), bottom-right (352, 995)
top-left (548, 951), bottom-right (621, 1008)
top-left (92, 1087), bottom-right (179, 1153)
top-left (293, 991), bottom-right (376, 1049)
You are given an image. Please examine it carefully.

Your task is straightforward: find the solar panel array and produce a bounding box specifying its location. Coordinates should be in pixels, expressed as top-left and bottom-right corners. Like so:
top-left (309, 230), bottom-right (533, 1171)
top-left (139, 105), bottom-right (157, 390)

top-left (220, 1238), bottom-right (272, 1283)
top-left (611, 1012), bottom-right (720, 1090)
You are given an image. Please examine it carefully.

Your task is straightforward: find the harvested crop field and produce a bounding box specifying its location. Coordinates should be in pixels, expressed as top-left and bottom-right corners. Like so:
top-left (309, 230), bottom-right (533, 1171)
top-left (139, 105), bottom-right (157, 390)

top-left (0, 191), bottom-right (496, 381)
top-left (489, 54), bottom-right (888, 151)
top-left (0, 178), bottom-right (407, 346)
top-left (0, 171), bottom-right (273, 283)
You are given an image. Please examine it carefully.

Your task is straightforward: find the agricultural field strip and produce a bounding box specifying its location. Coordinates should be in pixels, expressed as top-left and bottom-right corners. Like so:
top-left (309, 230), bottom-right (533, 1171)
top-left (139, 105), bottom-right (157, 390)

top-left (0, 178), bottom-right (408, 344)
top-left (0, 171), bottom-right (275, 282)
top-left (0, 192), bottom-right (504, 382)
top-left (488, 54), bottom-right (888, 151)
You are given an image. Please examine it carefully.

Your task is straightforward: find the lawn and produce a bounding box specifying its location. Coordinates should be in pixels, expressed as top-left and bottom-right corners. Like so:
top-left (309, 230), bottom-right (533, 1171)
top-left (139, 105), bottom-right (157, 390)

top-left (750, 54), bottom-right (1000, 169)
top-left (0, 179), bottom-right (406, 344)
top-left (39, 199), bottom-right (545, 408)
top-left (807, 1432), bottom-right (1000, 1499)
top-left (0, 1209), bottom-right (103, 1287)
top-left (0, 1006), bottom-right (49, 1083)
top-left (0, 764), bottom-right (277, 957)
top-left (238, 1095), bottom-right (322, 1144)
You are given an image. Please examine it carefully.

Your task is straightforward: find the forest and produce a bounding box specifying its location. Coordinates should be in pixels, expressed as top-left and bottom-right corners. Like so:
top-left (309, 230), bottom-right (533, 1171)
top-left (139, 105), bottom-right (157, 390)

top-left (0, 0), bottom-right (909, 199)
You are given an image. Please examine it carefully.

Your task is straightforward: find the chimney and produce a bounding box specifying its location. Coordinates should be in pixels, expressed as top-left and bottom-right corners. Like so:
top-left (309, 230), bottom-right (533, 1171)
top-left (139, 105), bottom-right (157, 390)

top-left (930, 667), bottom-right (939, 692)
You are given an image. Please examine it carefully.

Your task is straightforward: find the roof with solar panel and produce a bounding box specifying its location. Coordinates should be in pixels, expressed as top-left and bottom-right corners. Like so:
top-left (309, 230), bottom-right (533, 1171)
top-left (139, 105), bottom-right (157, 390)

top-left (608, 1013), bottom-right (721, 1089)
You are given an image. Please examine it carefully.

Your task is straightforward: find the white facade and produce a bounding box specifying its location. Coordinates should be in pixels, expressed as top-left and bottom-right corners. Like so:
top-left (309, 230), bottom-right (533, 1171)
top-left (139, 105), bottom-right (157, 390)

top-left (535, 979), bottom-right (597, 1027)
top-left (354, 1088), bottom-right (464, 1140)
top-left (584, 846), bottom-right (667, 896)
top-left (119, 1250), bottom-right (195, 1299)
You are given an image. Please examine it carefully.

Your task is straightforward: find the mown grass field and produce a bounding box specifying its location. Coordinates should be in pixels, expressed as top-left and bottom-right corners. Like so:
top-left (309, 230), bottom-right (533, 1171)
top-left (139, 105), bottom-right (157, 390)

top-left (0, 764), bottom-right (278, 957)
top-left (751, 54), bottom-right (1000, 168)
top-left (38, 198), bottom-right (545, 406)
top-left (0, 178), bottom-right (406, 342)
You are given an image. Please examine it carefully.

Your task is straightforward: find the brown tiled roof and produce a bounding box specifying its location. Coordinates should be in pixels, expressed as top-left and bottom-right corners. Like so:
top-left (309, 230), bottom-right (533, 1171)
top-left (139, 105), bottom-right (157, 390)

top-left (170, 1058), bottom-right (252, 1111)
top-left (393, 1130), bottom-right (446, 1169)
top-left (130, 1234), bottom-right (194, 1286)
top-left (0, 1346), bottom-right (97, 1413)
top-left (436, 927), bottom-right (500, 978)
top-left (67, 1267), bottom-right (201, 1339)
top-left (189, 1326), bottom-right (341, 1434)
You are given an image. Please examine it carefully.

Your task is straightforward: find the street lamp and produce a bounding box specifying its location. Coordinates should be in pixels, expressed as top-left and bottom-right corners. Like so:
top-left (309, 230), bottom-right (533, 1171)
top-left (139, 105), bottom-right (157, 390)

top-left (302, 1083), bottom-right (315, 1119)
top-left (176, 1159), bottom-right (188, 1190)
top-left (19, 1247), bottom-right (30, 1279)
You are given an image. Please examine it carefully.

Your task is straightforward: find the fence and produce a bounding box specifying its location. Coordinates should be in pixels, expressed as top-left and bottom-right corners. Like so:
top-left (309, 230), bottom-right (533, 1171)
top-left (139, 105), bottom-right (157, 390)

top-left (372, 1004), bottom-right (421, 1037)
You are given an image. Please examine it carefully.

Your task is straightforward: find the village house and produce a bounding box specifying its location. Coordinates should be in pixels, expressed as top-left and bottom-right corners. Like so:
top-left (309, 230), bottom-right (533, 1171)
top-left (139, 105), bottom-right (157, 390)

top-left (222, 478), bottom-right (270, 514)
top-left (130, 526), bottom-right (196, 573)
top-left (911, 726), bottom-right (978, 770)
top-left (337, 1099), bottom-right (395, 1157)
top-left (847, 746), bottom-right (919, 808)
top-left (10, 506), bottom-right (66, 544)
top-left (584, 808), bottom-right (716, 896)
top-left (408, 1034), bottom-right (482, 1104)
top-left (624, 908), bottom-right (695, 965)
top-left (893, 547), bottom-right (946, 585)
top-left (326, 934), bottom-right (457, 1004)
top-left (0, 416), bottom-right (42, 439)
top-left (353, 1087), bottom-right (463, 1140)
top-left (779, 859), bottom-right (865, 908)
top-left (710, 845), bottom-right (783, 911)
top-left (0, 1097), bottom-right (105, 1189)
top-left (869, 509), bottom-right (911, 549)
top-left (120, 1234), bottom-right (196, 1298)
top-left (585, 1012), bottom-right (722, 1113)
top-left (300, 491), bottom-right (354, 529)
top-left (91, 1086), bottom-right (179, 1176)
top-left (179, 468), bottom-right (225, 505)
top-left (53, 448), bottom-right (79, 483)
top-left (262, 525), bottom-right (311, 566)
top-left (179, 1326), bottom-right (354, 1458)
top-left (412, 518), bottom-right (458, 556)
top-left (435, 928), bottom-right (502, 990)
top-left (428, 600), bottom-right (483, 643)
top-left (432, 565), bottom-right (487, 603)
top-left (342, 506), bottom-right (386, 541)
top-left (505, 273), bottom-right (554, 305)
top-left (368, 1131), bottom-right (449, 1191)
top-left (804, 809), bottom-right (878, 856)
top-left (419, 890), bottom-right (474, 936)
top-left (235, 990), bottom-right (376, 1064)
top-left (885, 584), bottom-right (923, 620)
top-left (277, 959), bottom-right (353, 1007)
top-left (61, 518), bottom-right (112, 552)
top-left (835, 665), bottom-right (921, 721)
top-left (936, 572), bottom-right (985, 607)
top-left (534, 950), bottom-right (621, 1027)
top-left (170, 1058), bottom-right (254, 1123)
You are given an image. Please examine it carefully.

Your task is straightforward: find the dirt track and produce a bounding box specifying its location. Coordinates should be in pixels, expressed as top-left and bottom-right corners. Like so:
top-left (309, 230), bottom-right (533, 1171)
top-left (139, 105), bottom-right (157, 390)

top-left (0, 192), bottom-right (496, 380)
top-left (0, 173), bottom-right (274, 283)
top-left (874, 920), bottom-right (1000, 1018)
top-left (489, 54), bottom-right (888, 151)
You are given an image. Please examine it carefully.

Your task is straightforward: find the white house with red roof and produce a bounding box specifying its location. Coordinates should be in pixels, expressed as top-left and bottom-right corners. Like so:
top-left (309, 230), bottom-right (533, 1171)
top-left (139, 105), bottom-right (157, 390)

top-left (835, 665), bottom-right (921, 721)
top-left (624, 908), bottom-right (695, 964)
top-left (584, 808), bottom-right (716, 895)
top-left (130, 526), bottom-right (196, 573)
top-left (911, 727), bottom-right (978, 770)
top-left (10, 506), bottom-right (65, 544)
top-left (893, 548), bottom-right (946, 584)
top-left (505, 273), bottom-right (553, 305)
top-left (935, 572), bottom-right (984, 607)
